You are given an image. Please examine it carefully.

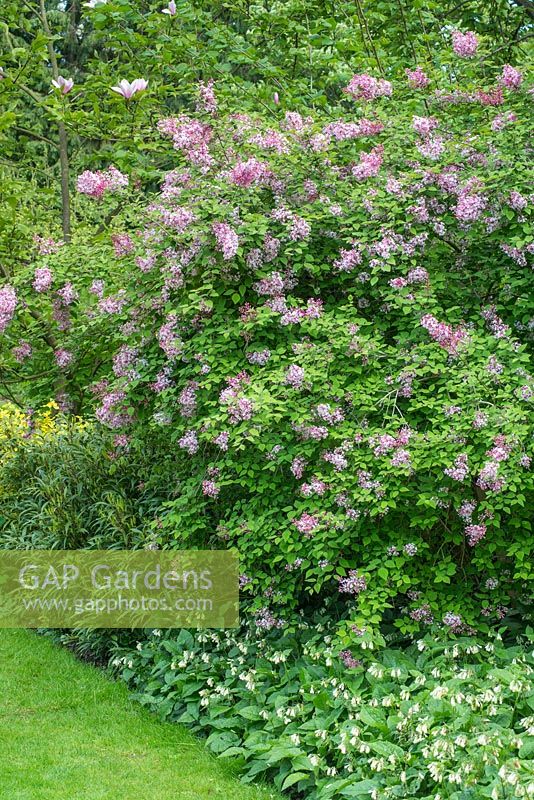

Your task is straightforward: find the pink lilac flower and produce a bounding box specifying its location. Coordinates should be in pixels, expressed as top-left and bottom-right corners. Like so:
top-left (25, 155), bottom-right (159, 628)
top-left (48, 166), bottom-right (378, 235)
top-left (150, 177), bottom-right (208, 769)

top-left (33, 267), bottom-right (53, 292)
top-left (508, 191), bottom-right (527, 211)
top-left (54, 348), bottom-right (73, 368)
top-left (315, 404), bottom-right (344, 425)
top-left (212, 222), bottom-right (239, 260)
top-left (412, 116), bottom-right (438, 137)
top-left (416, 136), bottom-right (445, 160)
top-left (255, 608), bottom-right (284, 630)
top-left (293, 513), bottom-right (320, 535)
top-left (481, 305), bottom-right (510, 338)
top-left (136, 253), bottom-right (157, 272)
top-left (178, 430), bottom-right (199, 454)
top-left (491, 111), bottom-right (517, 131)
top-left (57, 282), bottom-right (78, 305)
top-left (519, 454), bottom-right (531, 468)
top-left (285, 364), bottom-right (305, 389)
top-left (351, 146), bottom-right (384, 180)
top-left (0, 285), bottom-right (17, 333)
top-left (443, 612), bottom-right (463, 629)
top-left (473, 411), bottom-right (489, 429)
top-left (444, 453), bottom-right (469, 482)
top-left (344, 73), bottom-right (392, 101)
top-left (52, 298), bottom-right (71, 331)
top-left (301, 478), bottom-right (327, 496)
top-left (410, 605), bottom-right (434, 623)
top-left (157, 314), bottom-right (181, 359)
top-left (334, 246), bottom-right (362, 272)
top-left (247, 349), bottom-right (271, 366)
top-left (197, 79), bottom-right (217, 114)
top-left (338, 570), bottom-right (367, 594)
top-left (452, 30), bottom-right (478, 58)
top-left (111, 78), bottom-right (148, 99)
top-left (406, 66), bottom-right (429, 88)
top-left (52, 76), bottom-right (73, 94)
top-left (77, 166), bottom-right (129, 198)
top-left (465, 523), bottom-right (486, 546)
top-left (178, 382), bottom-right (198, 417)
top-left (12, 340), bottom-right (32, 362)
top-left (98, 291), bottom-right (127, 315)
top-left (458, 500), bottom-right (476, 521)
top-left (290, 457), bottom-right (307, 479)
top-left (112, 345), bottom-right (139, 379)
top-left (289, 216), bottom-right (311, 241)
top-left (227, 158), bottom-right (268, 187)
top-left (89, 279), bottom-right (105, 297)
top-left (214, 431), bottom-right (230, 451)
top-left (34, 235), bottom-right (63, 255)
top-left (202, 480), bottom-right (220, 498)
top-left (323, 449), bottom-right (348, 471)
top-left (391, 449), bottom-right (411, 467)
top-left (340, 650), bottom-right (361, 669)
top-left (112, 233), bottom-right (135, 257)
top-left (324, 119), bottom-right (384, 140)
top-left (249, 129), bottom-right (289, 154)
top-left (477, 460), bottom-right (504, 492)
top-left (96, 391), bottom-right (133, 429)
top-left (487, 355), bottom-right (504, 376)
top-left (420, 314), bottom-right (468, 355)
top-left (500, 64), bottom-right (522, 90)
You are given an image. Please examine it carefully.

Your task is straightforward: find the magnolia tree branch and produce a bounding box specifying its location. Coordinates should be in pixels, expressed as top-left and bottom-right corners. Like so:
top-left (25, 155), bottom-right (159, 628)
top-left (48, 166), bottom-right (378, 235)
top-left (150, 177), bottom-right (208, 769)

top-left (39, 0), bottom-right (72, 243)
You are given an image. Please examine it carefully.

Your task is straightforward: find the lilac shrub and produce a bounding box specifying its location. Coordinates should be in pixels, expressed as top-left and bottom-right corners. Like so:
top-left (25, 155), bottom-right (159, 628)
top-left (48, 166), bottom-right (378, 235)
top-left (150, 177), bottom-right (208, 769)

top-left (1, 54), bottom-right (532, 646)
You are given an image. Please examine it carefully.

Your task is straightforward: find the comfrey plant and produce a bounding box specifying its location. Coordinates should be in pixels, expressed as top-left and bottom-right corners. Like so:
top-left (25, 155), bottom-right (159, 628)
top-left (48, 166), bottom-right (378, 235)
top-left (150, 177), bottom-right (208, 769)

top-left (1, 49), bottom-right (532, 644)
top-left (112, 625), bottom-right (534, 799)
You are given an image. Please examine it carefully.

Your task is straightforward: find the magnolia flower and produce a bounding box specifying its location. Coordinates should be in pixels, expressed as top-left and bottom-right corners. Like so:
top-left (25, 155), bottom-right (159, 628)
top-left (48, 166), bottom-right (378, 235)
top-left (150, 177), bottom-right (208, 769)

top-left (52, 76), bottom-right (74, 94)
top-left (162, 0), bottom-right (176, 14)
top-left (111, 78), bottom-right (148, 100)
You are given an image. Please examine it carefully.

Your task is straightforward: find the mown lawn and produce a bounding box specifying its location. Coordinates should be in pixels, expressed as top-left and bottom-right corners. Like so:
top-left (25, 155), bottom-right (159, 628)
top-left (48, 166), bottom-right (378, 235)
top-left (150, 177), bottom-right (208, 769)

top-left (0, 629), bottom-right (279, 800)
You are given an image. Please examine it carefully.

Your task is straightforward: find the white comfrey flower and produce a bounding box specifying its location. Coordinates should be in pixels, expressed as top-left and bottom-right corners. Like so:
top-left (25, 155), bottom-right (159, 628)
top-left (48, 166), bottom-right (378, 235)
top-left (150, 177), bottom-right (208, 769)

top-left (370, 757), bottom-right (385, 772)
top-left (272, 651), bottom-right (288, 664)
top-left (477, 734), bottom-right (490, 746)
top-left (457, 669), bottom-right (473, 679)
top-left (325, 656), bottom-right (334, 666)
top-left (290, 734), bottom-right (300, 746)
top-left (315, 729), bottom-right (328, 740)
top-left (400, 688), bottom-right (411, 700)
top-left (390, 668), bottom-right (402, 678)
top-left (152, 629), bottom-right (162, 637)
top-left (369, 697), bottom-right (379, 707)
top-left (450, 692), bottom-right (465, 706)
top-left (259, 709), bottom-right (269, 720)
top-left (206, 677), bottom-right (214, 687)
top-left (201, 652), bottom-right (210, 663)
top-left (510, 679), bottom-right (523, 693)
top-left (136, 642), bottom-right (142, 651)
top-left (359, 742), bottom-right (371, 753)
top-left (431, 686), bottom-right (449, 699)
top-left (368, 663), bottom-right (385, 679)
top-left (468, 641), bottom-right (484, 659)
top-left (485, 643), bottom-right (495, 653)
top-left (428, 762), bottom-right (443, 782)
top-left (338, 741), bottom-right (348, 755)
top-left (454, 735), bottom-right (468, 747)
top-left (381, 695), bottom-right (395, 707)
top-left (309, 754), bottom-right (321, 768)
top-left (417, 640), bottom-right (426, 651)
top-left (447, 771), bottom-right (462, 785)
top-left (325, 766), bottom-right (337, 777)
top-left (127, 660), bottom-right (133, 669)
top-left (431, 667), bottom-right (442, 678)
